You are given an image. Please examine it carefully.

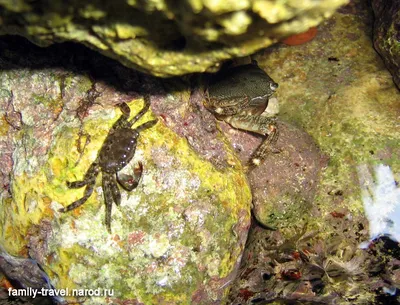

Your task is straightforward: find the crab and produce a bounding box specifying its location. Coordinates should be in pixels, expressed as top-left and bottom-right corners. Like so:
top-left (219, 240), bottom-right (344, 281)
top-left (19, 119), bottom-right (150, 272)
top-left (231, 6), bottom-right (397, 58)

top-left (204, 62), bottom-right (279, 166)
top-left (59, 96), bottom-right (157, 233)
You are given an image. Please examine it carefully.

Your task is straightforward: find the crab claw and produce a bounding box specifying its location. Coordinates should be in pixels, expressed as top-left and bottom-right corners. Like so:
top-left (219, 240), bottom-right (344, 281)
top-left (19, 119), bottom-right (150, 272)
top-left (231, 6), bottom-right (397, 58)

top-left (117, 162), bottom-right (143, 191)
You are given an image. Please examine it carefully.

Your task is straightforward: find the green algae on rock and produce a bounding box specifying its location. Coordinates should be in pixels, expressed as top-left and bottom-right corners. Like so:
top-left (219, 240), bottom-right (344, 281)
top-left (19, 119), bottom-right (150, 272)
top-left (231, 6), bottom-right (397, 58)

top-left (248, 122), bottom-right (328, 229)
top-left (0, 0), bottom-right (349, 77)
top-left (228, 0), bottom-right (400, 303)
top-left (0, 59), bottom-right (251, 304)
top-left (255, 1), bottom-right (400, 217)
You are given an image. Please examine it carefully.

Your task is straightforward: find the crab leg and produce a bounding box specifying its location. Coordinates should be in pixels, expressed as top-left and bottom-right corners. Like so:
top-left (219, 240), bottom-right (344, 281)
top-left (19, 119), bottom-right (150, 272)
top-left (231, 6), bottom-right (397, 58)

top-left (204, 93), bottom-right (249, 117)
top-left (112, 103), bottom-right (131, 130)
top-left (66, 180), bottom-right (87, 188)
top-left (59, 178), bottom-right (96, 212)
top-left (251, 125), bottom-right (279, 166)
top-left (224, 114), bottom-right (279, 166)
top-left (127, 95), bottom-right (151, 127)
top-left (224, 114), bottom-right (276, 135)
top-left (102, 172), bottom-right (114, 233)
top-left (134, 119), bottom-right (158, 133)
top-left (66, 163), bottom-right (99, 188)
top-left (109, 178), bottom-right (121, 206)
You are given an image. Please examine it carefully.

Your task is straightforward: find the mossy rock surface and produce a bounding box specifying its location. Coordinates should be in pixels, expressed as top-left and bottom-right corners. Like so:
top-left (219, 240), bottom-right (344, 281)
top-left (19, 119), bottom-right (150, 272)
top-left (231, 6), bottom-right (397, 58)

top-left (0, 52), bottom-right (251, 304)
top-left (0, 0), bottom-right (348, 77)
top-left (227, 0), bottom-right (400, 303)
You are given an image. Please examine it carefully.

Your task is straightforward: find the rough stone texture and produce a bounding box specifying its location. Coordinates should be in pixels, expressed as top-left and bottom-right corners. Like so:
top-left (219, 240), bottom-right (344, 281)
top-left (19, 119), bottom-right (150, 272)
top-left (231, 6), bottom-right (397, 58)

top-left (0, 0), bottom-right (349, 77)
top-left (219, 119), bottom-right (328, 229)
top-left (0, 38), bottom-right (251, 305)
top-left (226, 0), bottom-right (400, 303)
top-left (0, 1), bottom-right (399, 304)
top-left (372, 0), bottom-right (400, 89)
top-left (249, 122), bottom-right (328, 229)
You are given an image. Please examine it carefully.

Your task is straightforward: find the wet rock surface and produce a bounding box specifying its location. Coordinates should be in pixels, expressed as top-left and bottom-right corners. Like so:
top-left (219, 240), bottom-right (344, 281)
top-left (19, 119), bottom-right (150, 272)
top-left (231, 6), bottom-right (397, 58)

top-left (249, 122), bottom-right (328, 229)
top-left (225, 0), bottom-right (400, 303)
top-left (0, 37), bottom-right (251, 305)
top-left (0, 0), bottom-right (399, 304)
top-left (221, 120), bottom-right (328, 229)
top-left (0, 0), bottom-right (348, 77)
top-left (228, 219), bottom-right (400, 304)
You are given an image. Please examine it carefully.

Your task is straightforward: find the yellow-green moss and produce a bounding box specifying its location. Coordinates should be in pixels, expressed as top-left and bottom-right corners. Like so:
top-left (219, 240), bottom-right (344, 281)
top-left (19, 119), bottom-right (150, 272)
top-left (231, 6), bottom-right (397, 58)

top-left (255, 6), bottom-right (400, 237)
top-left (0, 0), bottom-right (348, 76)
top-left (1, 97), bottom-right (251, 304)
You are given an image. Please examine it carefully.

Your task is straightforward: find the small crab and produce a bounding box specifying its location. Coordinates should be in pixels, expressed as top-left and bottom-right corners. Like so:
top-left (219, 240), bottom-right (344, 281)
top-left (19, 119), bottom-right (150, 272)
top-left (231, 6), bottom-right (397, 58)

top-left (205, 62), bottom-right (279, 166)
top-left (59, 96), bottom-right (157, 233)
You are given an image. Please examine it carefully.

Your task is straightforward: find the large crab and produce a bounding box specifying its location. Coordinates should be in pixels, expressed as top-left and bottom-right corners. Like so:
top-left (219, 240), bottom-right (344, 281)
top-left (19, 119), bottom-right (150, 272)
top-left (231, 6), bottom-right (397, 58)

top-left (59, 96), bottom-right (157, 233)
top-left (205, 62), bottom-right (279, 166)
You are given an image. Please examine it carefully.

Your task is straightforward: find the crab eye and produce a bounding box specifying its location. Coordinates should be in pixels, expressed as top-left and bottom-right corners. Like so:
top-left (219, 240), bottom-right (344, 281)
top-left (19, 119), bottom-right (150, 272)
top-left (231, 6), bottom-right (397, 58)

top-left (270, 82), bottom-right (279, 91)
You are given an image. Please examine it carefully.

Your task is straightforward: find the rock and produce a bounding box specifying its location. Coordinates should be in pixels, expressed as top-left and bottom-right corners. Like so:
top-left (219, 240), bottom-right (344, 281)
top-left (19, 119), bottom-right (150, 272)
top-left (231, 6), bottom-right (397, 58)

top-left (217, 118), bottom-right (328, 229)
top-left (0, 38), bottom-right (251, 305)
top-left (225, 0), bottom-right (400, 303)
top-left (0, 0), bottom-right (349, 77)
top-left (372, 0), bottom-right (400, 89)
top-left (248, 122), bottom-right (328, 229)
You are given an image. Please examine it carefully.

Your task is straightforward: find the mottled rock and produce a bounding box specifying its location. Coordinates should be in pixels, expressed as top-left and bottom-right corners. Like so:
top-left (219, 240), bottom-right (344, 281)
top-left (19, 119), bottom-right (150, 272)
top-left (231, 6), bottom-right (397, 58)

top-left (249, 122), bottom-right (328, 229)
top-left (226, 0), bottom-right (400, 303)
top-left (372, 0), bottom-right (400, 89)
top-left (0, 0), bottom-right (349, 77)
top-left (217, 118), bottom-right (328, 229)
top-left (0, 38), bottom-right (251, 305)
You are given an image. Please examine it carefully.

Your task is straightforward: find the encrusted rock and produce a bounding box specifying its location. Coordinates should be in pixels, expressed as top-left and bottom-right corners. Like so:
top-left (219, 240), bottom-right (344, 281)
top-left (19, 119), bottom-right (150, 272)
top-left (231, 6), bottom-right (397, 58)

top-left (217, 117), bottom-right (327, 229)
top-left (0, 38), bottom-right (251, 305)
top-left (0, 0), bottom-right (348, 77)
top-left (226, 0), bottom-right (400, 303)
top-left (249, 122), bottom-right (328, 229)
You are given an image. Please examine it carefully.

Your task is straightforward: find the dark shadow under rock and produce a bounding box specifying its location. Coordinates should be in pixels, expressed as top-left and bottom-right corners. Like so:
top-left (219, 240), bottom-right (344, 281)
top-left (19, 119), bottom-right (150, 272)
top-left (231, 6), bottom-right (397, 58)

top-left (372, 0), bottom-right (400, 90)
